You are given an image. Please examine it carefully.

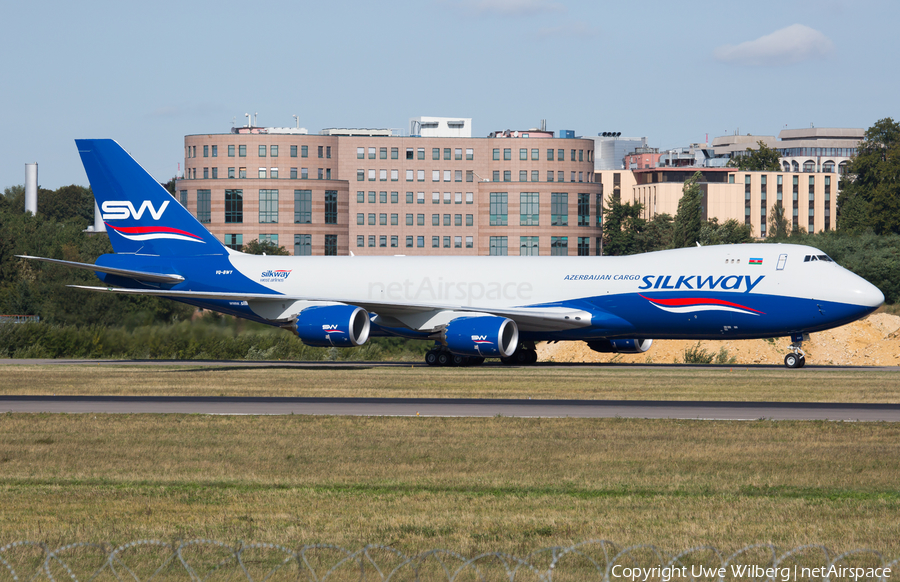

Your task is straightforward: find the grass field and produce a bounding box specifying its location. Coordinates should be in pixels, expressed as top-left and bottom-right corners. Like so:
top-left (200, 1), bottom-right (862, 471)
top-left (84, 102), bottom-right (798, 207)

top-left (2, 363), bottom-right (900, 402)
top-left (2, 364), bottom-right (899, 577)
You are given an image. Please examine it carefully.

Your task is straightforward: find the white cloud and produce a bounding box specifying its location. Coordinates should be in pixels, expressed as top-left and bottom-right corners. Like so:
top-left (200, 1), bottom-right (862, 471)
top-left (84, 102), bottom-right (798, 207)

top-left (713, 24), bottom-right (834, 66)
top-left (451, 0), bottom-right (566, 16)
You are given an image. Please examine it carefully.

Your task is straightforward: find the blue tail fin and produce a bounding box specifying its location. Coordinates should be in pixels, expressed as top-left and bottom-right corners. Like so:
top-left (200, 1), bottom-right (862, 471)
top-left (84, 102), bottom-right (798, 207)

top-left (76, 139), bottom-right (226, 256)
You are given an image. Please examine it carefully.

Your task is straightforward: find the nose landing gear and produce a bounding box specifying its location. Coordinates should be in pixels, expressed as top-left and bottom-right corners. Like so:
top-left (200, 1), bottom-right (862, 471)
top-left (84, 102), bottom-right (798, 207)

top-left (784, 333), bottom-right (809, 368)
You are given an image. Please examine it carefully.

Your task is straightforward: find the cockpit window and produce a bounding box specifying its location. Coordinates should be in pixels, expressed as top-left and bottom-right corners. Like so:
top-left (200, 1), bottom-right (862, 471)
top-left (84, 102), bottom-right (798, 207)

top-left (803, 254), bottom-right (834, 262)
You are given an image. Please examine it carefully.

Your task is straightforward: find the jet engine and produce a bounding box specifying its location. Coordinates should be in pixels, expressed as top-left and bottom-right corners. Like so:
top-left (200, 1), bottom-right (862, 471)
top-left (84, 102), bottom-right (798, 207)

top-left (441, 316), bottom-right (518, 357)
top-left (586, 338), bottom-right (653, 354)
top-left (290, 304), bottom-right (370, 347)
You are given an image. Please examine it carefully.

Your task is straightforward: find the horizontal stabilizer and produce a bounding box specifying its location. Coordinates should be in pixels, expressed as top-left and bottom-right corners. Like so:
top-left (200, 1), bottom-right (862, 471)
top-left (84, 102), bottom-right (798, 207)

top-left (19, 256), bottom-right (184, 284)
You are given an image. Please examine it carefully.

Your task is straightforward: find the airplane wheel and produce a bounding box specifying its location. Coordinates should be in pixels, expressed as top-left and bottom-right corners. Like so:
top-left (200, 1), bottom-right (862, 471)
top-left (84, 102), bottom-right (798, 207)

top-left (784, 353), bottom-right (800, 368)
top-left (527, 350), bottom-right (539, 364)
top-left (437, 352), bottom-right (451, 366)
top-left (500, 355), bottom-right (516, 365)
top-left (798, 355), bottom-right (806, 368)
top-left (425, 351), bottom-right (439, 366)
top-left (452, 354), bottom-right (468, 367)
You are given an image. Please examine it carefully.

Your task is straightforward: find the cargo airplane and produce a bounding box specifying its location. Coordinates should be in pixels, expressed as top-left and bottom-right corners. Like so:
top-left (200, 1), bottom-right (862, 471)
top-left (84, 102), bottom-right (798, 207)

top-left (19, 139), bottom-right (885, 368)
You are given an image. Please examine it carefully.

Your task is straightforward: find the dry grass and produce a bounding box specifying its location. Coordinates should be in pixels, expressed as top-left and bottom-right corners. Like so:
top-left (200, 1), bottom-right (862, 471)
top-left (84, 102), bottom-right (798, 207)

top-left (2, 364), bottom-right (900, 402)
top-left (2, 414), bottom-right (900, 557)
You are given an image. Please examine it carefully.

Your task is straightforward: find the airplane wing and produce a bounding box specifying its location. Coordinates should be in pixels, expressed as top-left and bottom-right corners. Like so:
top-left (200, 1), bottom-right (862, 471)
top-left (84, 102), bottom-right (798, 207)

top-left (17, 256), bottom-right (185, 284)
top-left (66, 285), bottom-right (593, 332)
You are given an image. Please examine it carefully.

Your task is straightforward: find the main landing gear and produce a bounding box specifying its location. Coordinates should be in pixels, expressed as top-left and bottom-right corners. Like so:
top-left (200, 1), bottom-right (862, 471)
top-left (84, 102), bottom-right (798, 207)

top-left (501, 341), bottom-right (538, 366)
top-left (424, 345), bottom-right (485, 367)
top-left (783, 333), bottom-right (809, 368)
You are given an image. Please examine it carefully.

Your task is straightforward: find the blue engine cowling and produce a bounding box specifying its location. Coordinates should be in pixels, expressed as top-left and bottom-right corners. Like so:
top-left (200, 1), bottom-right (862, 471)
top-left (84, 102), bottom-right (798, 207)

top-left (586, 338), bottom-right (653, 354)
top-left (441, 316), bottom-right (519, 357)
top-left (291, 305), bottom-right (370, 347)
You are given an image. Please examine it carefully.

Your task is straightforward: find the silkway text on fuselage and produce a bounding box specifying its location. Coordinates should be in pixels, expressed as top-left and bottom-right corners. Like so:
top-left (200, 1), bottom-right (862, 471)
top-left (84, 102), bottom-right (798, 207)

top-left (638, 275), bottom-right (765, 293)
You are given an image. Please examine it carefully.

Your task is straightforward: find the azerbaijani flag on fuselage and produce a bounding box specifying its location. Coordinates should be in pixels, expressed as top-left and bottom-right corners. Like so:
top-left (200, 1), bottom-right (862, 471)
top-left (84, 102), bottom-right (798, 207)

top-left (749, 258), bottom-right (763, 265)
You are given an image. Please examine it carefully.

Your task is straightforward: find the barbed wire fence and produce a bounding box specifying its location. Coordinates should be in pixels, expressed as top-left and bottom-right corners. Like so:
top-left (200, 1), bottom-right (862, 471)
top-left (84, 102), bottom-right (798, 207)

top-left (1, 540), bottom-right (897, 582)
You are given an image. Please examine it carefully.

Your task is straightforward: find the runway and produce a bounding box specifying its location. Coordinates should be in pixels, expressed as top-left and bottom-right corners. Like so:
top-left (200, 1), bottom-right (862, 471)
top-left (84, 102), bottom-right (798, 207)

top-left (2, 395), bottom-right (899, 421)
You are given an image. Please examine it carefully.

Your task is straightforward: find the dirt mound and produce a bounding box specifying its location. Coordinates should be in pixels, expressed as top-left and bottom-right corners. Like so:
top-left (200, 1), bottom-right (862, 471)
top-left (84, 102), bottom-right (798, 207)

top-left (536, 312), bottom-right (900, 366)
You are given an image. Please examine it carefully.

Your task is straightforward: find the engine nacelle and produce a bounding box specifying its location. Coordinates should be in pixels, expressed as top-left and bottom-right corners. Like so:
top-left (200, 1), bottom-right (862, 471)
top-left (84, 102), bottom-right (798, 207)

top-left (442, 316), bottom-right (518, 357)
top-left (586, 338), bottom-right (653, 354)
top-left (291, 304), bottom-right (370, 347)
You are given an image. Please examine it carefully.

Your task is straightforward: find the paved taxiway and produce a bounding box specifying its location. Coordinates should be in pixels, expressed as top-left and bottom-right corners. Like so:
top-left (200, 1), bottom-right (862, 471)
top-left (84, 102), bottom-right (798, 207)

top-left (2, 395), bottom-right (899, 421)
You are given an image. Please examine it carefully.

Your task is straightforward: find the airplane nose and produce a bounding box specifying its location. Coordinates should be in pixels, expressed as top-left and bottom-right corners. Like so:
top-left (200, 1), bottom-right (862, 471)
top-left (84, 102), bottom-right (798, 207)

top-left (853, 277), bottom-right (885, 309)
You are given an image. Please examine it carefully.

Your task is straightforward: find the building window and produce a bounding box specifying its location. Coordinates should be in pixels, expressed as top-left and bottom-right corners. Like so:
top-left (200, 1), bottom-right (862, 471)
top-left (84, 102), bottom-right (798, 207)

top-left (432, 214), bottom-right (440, 226)
top-left (547, 149), bottom-right (554, 161)
top-left (391, 235), bottom-right (398, 247)
top-left (229, 167), bottom-right (235, 179)
top-left (291, 145), bottom-right (297, 158)
top-left (455, 148), bottom-right (462, 160)
top-left (259, 145), bottom-right (266, 157)
top-left (454, 214), bottom-right (462, 226)
top-left (406, 192), bottom-right (414, 203)
top-left (380, 235), bottom-right (387, 247)
top-left (391, 191), bottom-right (398, 203)
top-left (325, 190), bottom-right (337, 224)
top-left (225, 189), bottom-right (243, 223)
top-left (196, 190), bottom-right (211, 224)
top-left (290, 168), bottom-right (297, 179)
top-left (531, 170), bottom-right (539, 182)
top-left (259, 189), bottom-right (279, 223)
top-left (301, 145), bottom-right (308, 158)
top-left (577, 237), bottom-right (590, 256)
top-left (443, 214), bottom-right (451, 226)
top-left (490, 192), bottom-right (508, 226)
top-left (433, 236), bottom-right (441, 248)
top-left (406, 213), bottom-right (413, 225)
top-left (466, 236), bottom-right (473, 248)
top-left (551, 236), bottom-right (568, 256)
top-left (454, 236), bottom-right (462, 248)
top-left (391, 213), bottom-right (398, 225)
top-left (493, 148), bottom-right (500, 161)
top-left (369, 213), bottom-right (376, 225)
top-left (406, 236), bottom-right (413, 248)
top-left (357, 213), bottom-right (365, 225)
top-left (301, 168), bottom-right (308, 180)
top-left (380, 213), bottom-right (387, 226)
top-left (519, 170), bottom-right (527, 182)
top-left (258, 168), bottom-right (267, 179)
top-left (417, 214), bottom-right (424, 226)
top-left (520, 236), bottom-right (539, 256)
top-left (433, 148), bottom-right (440, 160)
top-left (379, 191), bottom-right (387, 203)
top-left (490, 236), bottom-right (508, 256)
top-left (271, 145), bottom-right (278, 157)
top-left (503, 148), bottom-right (511, 161)
top-left (503, 170), bottom-right (511, 182)
top-left (492, 170), bottom-right (500, 182)
top-left (239, 167), bottom-right (247, 179)
top-left (520, 149), bottom-right (527, 161)
top-left (417, 192), bottom-right (425, 204)
top-left (357, 235), bottom-right (365, 247)
top-left (294, 189), bottom-right (311, 224)
top-left (270, 167), bottom-right (277, 179)
top-left (324, 234), bottom-right (337, 256)
top-left (239, 145), bottom-right (246, 157)
top-left (259, 234), bottom-right (278, 246)
top-left (520, 192), bottom-right (539, 226)
top-left (466, 148), bottom-right (474, 160)
top-left (417, 236), bottom-right (424, 248)
top-left (380, 147), bottom-right (387, 160)
top-left (319, 146), bottom-right (325, 159)
top-left (551, 193), bottom-right (568, 226)
top-left (228, 145), bottom-right (235, 157)
top-left (391, 147), bottom-right (399, 159)
top-left (417, 148), bottom-right (425, 160)
top-left (203, 167), bottom-right (208, 179)
top-left (295, 234), bottom-right (311, 256)
top-left (466, 214), bottom-right (473, 226)
top-left (578, 193), bottom-right (590, 226)
top-left (531, 149), bottom-right (539, 161)
top-left (466, 192), bottom-right (473, 204)
top-left (179, 190), bottom-right (187, 206)
top-left (224, 234), bottom-right (243, 251)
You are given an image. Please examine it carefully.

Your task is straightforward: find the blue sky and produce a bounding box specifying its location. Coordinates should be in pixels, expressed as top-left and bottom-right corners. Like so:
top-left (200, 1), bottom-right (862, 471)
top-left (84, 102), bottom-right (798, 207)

top-left (2, 0), bottom-right (896, 189)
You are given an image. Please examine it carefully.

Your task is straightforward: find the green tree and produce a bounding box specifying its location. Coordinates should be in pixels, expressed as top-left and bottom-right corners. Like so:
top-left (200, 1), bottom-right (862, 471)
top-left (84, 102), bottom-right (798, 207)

top-left (768, 202), bottom-right (789, 240)
top-left (727, 141), bottom-right (782, 171)
top-left (601, 197), bottom-right (646, 256)
top-left (837, 117), bottom-right (900, 234)
top-left (243, 238), bottom-right (290, 255)
top-left (672, 171), bottom-right (703, 248)
top-left (639, 213), bottom-right (674, 252)
top-left (699, 218), bottom-right (753, 246)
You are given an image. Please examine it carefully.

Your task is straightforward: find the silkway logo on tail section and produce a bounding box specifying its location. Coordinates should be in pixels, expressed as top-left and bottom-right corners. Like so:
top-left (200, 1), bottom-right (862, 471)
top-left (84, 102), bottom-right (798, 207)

top-left (260, 270), bottom-right (292, 283)
top-left (101, 200), bottom-right (206, 244)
